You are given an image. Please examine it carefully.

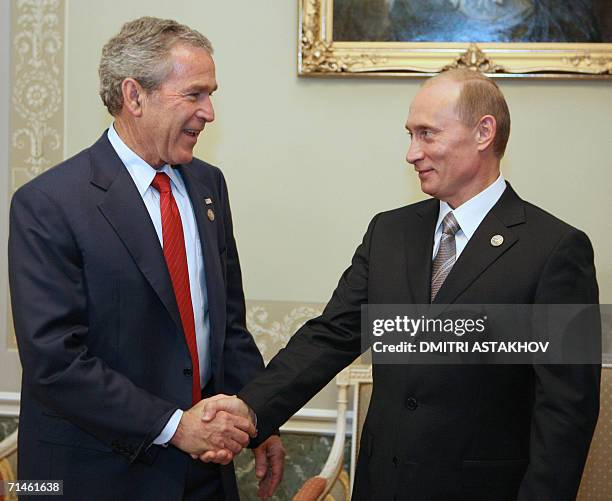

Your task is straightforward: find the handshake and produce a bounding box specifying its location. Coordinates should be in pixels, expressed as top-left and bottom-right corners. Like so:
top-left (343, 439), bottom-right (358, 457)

top-left (170, 394), bottom-right (285, 499)
top-left (170, 394), bottom-right (256, 463)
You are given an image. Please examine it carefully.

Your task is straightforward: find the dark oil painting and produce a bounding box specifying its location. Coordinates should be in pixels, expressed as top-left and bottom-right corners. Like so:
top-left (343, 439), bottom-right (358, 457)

top-left (333, 0), bottom-right (612, 43)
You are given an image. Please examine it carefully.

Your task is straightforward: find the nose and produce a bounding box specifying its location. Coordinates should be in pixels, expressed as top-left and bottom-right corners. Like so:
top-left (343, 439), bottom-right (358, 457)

top-left (196, 95), bottom-right (215, 123)
top-left (406, 138), bottom-right (423, 165)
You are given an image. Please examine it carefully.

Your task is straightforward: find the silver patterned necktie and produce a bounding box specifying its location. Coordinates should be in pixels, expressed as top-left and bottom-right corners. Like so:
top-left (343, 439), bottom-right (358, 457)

top-left (431, 212), bottom-right (460, 301)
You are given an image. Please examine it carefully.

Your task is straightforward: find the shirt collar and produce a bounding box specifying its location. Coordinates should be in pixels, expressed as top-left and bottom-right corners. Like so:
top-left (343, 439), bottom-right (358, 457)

top-left (435, 174), bottom-right (507, 239)
top-left (107, 124), bottom-right (186, 197)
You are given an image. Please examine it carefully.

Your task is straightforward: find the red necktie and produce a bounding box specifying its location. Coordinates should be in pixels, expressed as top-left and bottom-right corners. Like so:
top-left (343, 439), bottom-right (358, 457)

top-left (151, 172), bottom-right (201, 404)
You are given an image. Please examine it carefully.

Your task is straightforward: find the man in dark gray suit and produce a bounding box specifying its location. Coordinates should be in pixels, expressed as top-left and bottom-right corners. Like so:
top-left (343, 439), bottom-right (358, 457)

top-left (204, 69), bottom-right (600, 500)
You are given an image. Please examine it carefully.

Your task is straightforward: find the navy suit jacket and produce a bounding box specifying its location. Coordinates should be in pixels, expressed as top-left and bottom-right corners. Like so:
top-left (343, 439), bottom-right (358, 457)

top-left (9, 132), bottom-right (264, 500)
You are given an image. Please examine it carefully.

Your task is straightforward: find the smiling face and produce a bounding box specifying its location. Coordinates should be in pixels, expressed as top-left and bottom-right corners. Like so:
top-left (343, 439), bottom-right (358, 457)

top-left (405, 78), bottom-right (494, 208)
top-left (136, 44), bottom-right (217, 167)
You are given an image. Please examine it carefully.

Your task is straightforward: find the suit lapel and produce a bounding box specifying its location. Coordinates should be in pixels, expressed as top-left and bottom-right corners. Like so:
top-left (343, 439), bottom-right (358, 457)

top-left (175, 165), bottom-right (225, 368)
top-left (91, 133), bottom-right (183, 332)
top-left (406, 199), bottom-right (439, 304)
top-left (433, 184), bottom-right (525, 304)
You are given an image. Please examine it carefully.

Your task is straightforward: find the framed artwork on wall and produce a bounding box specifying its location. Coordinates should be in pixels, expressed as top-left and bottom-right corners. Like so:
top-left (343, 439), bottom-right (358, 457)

top-left (299, 0), bottom-right (612, 78)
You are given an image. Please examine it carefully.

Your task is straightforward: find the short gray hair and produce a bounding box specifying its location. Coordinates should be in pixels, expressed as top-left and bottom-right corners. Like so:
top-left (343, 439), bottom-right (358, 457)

top-left (99, 16), bottom-right (213, 116)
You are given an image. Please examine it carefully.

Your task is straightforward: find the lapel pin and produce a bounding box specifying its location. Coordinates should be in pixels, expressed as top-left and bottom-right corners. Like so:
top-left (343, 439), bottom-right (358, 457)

top-left (207, 208), bottom-right (215, 222)
top-left (490, 234), bottom-right (504, 247)
top-left (205, 197), bottom-right (213, 205)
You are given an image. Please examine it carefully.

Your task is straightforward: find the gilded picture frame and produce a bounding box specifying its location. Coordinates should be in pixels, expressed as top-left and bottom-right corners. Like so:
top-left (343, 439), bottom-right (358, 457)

top-left (299, 0), bottom-right (612, 78)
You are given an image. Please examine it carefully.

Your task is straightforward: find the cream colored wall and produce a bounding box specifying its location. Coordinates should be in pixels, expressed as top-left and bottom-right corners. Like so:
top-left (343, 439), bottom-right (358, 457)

top-left (0, 0), bottom-right (18, 394)
top-left (1, 0), bottom-right (604, 407)
top-left (65, 0), bottom-right (612, 305)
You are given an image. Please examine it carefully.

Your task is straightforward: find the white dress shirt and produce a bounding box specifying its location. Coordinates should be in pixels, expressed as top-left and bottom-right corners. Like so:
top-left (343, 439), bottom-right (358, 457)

top-left (432, 175), bottom-right (507, 259)
top-left (107, 125), bottom-right (211, 445)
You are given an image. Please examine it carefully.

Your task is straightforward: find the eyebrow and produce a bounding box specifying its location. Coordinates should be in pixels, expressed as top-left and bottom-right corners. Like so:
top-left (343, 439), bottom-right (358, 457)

top-left (405, 124), bottom-right (440, 133)
top-left (184, 83), bottom-right (218, 94)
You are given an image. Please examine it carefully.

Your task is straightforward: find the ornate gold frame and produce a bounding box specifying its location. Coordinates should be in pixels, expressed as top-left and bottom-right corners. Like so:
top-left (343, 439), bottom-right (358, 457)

top-left (298, 0), bottom-right (612, 78)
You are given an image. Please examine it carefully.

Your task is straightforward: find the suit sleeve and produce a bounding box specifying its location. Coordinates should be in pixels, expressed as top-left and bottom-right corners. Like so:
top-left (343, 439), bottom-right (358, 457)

top-left (9, 185), bottom-right (178, 463)
top-left (236, 214), bottom-right (379, 441)
top-left (518, 228), bottom-right (600, 500)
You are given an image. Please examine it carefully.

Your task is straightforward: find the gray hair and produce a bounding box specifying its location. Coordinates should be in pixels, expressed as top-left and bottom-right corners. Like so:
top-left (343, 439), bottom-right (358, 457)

top-left (99, 16), bottom-right (213, 116)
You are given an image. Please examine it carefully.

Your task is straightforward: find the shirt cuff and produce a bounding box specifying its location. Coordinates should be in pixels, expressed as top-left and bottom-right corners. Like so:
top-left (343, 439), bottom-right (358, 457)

top-left (152, 409), bottom-right (183, 446)
top-left (248, 406), bottom-right (258, 430)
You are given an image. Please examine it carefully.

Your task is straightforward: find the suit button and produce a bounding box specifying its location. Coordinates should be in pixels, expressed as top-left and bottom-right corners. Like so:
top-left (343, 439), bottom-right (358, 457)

top-left (406, 397), bottom-right (418, 410)
top-left (183, 368), bottom-right (192, 377)
top-left (392, 456), bottom-right (398, 467)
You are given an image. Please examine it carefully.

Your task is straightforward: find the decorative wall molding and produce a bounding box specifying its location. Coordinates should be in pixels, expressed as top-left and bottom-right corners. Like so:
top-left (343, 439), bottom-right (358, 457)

top-left (2, 0), bottom-right (12, 356)
top-left (0, 392), bottom-right (20, 417)
top-left (6, 0), bottom-right (65, 358)
top-left (10, 0), bottom-right (64, 188)
top-left (246, 299), bottom-right (324, 364)
top-left (0, 1), bottom-right (22, 394)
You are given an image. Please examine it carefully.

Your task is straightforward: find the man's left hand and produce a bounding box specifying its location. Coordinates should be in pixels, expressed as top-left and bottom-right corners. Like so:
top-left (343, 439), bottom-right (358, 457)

top-left (253, 435), bottom-right (285, 500)
top-left (199, 395), bottom-right (285, 498)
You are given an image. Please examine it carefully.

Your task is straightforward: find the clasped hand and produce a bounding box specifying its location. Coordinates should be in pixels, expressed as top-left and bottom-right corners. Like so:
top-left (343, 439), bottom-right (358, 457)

top-left (170, 394), bottom-right (285, 499)
top-left (170, 394), bottom-right (254, 463)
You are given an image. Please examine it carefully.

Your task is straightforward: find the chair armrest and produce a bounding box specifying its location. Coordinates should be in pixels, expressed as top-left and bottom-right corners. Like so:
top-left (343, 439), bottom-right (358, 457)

top-left (292, 384), bottom-right (349, 501)
top-left (0, 430), bottom-right (18, 501)
top-left (293, 477), bottom-right (327, 501)
top-left (0, 430), bottom-right (17, 460)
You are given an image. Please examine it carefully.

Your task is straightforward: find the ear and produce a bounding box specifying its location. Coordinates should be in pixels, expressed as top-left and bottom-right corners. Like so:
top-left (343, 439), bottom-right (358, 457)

top-left (475, 115), bottom-right (496, 153)
top-left (120, 78), bottom-right (145, 117)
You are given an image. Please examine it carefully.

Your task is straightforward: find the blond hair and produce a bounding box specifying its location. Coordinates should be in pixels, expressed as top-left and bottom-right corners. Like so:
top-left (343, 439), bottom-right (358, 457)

top-left (99, 17), bottom-right (213, 115)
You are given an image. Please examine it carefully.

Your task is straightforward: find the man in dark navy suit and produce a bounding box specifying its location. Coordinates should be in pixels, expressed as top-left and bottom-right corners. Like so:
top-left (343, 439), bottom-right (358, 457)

top-left (9, 16), bottom-right (283, 501)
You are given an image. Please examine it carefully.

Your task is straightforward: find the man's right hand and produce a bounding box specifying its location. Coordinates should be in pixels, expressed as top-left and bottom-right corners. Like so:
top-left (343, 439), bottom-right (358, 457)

top-left (197, 395), bottom-right (256, 464)
top-left (169, 395), bottom-right (256, 463)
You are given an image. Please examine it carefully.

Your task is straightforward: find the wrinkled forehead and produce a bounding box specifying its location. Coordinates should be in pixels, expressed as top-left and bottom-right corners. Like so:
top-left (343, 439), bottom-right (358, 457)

top-left (162, 44), bottom-right (217, 87)
top-left (168, 43), bottom-right (215, 69)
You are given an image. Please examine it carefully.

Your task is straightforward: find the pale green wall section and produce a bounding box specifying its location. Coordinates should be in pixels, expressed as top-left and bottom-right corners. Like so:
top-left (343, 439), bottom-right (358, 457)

top-left (65, 0), bottom-right (612, 308)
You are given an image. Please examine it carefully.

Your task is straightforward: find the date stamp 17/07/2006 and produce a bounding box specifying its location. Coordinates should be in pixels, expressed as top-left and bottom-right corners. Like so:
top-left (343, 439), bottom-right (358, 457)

top-left (0, 480), bottom-right (63, 496)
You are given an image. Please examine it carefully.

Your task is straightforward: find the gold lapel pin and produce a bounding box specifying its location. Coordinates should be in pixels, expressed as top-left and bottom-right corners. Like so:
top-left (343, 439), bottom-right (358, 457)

top-left (205, 198), bottom-right (213, 205)
top-left (490, 234), bottom-right (504, 247)
top-left (207, 208), bottom-right (215, 222)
